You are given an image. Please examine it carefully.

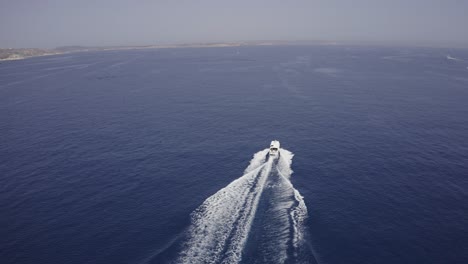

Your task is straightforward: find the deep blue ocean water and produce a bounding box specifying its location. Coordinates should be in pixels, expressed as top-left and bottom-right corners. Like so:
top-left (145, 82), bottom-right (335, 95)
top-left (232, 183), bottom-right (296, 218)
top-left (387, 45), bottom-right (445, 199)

top-left (1, 45), bottom-right (468, 264)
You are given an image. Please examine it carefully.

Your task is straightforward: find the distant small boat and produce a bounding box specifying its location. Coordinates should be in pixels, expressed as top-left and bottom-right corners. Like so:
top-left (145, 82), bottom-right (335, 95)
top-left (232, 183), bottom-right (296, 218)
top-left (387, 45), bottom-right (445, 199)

top-left (269, 140), bottom-right (280, 156)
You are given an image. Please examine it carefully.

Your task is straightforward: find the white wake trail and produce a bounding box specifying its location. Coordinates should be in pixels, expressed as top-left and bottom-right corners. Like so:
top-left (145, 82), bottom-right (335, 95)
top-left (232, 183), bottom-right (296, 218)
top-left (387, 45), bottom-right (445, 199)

top-left (276, 150), bottom-right (300, 256)
top-left (176, 148), bottom-right (312, 264)
top-left (222, 159), bottom-right (272, 263)
top-left (276, 150), bottom-right (308, 252)
top-left (446, 55), bottom-right (463, 62)
top-left (245, 149), bottom-right (310, 264)
top-left (176, 149), bottom-right (271, 264)
top-left (244, 149), bottom-right (269, 174)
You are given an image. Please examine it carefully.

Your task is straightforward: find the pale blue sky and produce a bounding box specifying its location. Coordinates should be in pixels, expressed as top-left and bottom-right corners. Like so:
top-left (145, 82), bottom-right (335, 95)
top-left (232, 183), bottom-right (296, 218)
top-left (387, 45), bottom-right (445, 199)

top-left (1, 0), bottom-right (467, 48)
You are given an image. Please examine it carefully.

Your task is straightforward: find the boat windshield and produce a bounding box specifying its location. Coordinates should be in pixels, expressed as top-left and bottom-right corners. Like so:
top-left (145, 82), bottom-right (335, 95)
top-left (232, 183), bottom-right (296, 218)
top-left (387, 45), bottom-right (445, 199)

top-left (270, 148), bottom-right (278, 151)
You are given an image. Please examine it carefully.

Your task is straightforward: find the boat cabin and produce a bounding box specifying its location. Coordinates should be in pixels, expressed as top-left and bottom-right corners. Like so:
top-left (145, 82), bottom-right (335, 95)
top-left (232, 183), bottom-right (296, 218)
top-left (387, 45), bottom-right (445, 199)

top-left (269, 140), bottom-right (280, 156)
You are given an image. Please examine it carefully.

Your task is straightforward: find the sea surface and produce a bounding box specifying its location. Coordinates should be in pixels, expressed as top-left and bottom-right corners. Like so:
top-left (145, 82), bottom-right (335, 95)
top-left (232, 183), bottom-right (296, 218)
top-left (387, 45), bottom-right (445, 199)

top-left (1, 45), bottom-right (468, 264)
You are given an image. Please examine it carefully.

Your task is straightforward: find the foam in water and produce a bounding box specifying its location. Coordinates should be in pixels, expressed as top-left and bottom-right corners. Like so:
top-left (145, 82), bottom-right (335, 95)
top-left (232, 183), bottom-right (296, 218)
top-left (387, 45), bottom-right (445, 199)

top-left (446, 55), bottom-right (463, 62)
top-left (244, 149), bottom-right (269, 174)
top-left (175, 148), bottom-right (311, 264)
top-left (275, 149), bottom-right (308, 255)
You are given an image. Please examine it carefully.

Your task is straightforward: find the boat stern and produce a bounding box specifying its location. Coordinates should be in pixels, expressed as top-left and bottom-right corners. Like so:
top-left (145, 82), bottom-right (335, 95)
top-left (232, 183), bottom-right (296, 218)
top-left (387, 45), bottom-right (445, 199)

top-left (269, 140), bottom-right (280, 156)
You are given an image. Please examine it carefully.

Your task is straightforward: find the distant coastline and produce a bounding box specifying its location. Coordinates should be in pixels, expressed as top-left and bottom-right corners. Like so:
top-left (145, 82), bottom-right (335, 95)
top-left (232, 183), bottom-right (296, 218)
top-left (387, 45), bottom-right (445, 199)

top-left (0, 48), bottom-right (61, 61)
top-left (0, 40), bottom-right (337, 61)
top-left (2, 40), bottom-right (467, 62)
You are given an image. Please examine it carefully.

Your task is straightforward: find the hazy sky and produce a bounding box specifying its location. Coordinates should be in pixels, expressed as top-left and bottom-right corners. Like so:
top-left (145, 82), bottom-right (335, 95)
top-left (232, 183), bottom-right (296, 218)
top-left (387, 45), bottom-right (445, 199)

top-left (1, 0), bottom-right (467, 48)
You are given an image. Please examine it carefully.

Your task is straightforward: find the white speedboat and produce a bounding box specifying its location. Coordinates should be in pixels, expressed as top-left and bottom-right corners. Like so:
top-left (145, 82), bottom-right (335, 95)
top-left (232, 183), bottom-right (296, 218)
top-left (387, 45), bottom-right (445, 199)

top-left (269, 140), bottom-right (280, 156)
